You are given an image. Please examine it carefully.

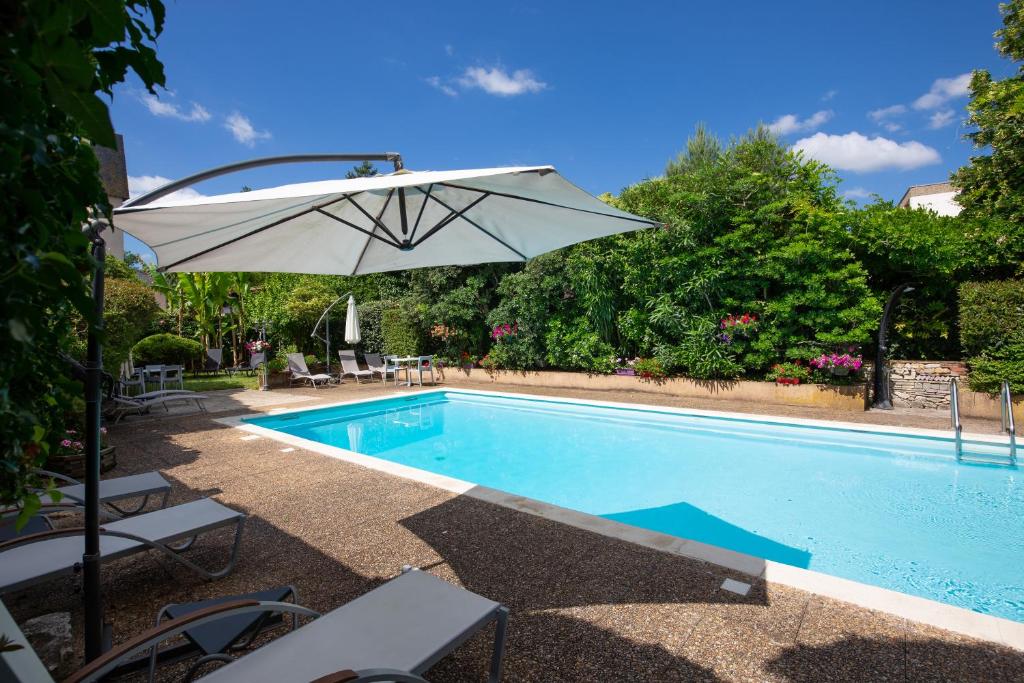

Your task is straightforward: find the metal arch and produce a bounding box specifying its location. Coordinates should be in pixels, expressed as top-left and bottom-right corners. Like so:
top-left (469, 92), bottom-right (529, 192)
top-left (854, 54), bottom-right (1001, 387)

top-left (121, 153), bottom-right (404, 208)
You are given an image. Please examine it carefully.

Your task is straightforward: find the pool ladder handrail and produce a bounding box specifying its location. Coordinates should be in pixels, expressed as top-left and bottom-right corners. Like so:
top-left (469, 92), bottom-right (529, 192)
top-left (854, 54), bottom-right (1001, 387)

top-left (1001, 380), bottom-right (1017, 465)
top-left (950, 377), bottom-right (962, 460)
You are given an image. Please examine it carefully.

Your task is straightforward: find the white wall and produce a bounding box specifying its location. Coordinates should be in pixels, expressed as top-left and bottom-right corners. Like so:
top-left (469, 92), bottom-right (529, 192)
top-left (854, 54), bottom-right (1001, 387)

top-left (908, 191), bottom-right (961, 217)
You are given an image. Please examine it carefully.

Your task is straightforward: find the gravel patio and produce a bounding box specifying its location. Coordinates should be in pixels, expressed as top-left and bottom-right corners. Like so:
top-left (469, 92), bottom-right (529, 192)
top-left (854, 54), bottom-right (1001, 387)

top-left (7, 380), bottom-right (1023, 681)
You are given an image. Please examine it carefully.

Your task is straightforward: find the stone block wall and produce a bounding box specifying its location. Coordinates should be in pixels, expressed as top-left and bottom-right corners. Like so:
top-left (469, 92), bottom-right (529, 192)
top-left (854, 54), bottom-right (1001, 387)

top-left (888, 360), bottom-right (969, 409)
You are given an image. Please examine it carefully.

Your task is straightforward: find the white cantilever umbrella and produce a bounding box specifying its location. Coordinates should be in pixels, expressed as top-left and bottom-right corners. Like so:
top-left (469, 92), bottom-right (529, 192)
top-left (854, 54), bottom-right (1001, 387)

top-left (75, 155), bottom-right (655, 661)
top-left (112, 165), bottom-right (658, 274)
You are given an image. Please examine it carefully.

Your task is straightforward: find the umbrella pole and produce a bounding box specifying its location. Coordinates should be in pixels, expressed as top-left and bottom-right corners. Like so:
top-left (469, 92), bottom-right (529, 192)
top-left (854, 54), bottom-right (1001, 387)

top-left (83, 223), bottom-right (107, 661)
top-left (326, 315), bottom-right (330, 375)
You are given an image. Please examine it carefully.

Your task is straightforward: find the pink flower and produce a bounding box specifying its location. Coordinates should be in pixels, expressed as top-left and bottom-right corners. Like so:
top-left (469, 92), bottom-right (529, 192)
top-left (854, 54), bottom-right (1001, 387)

top-left (60, 439), bottom-right (72, 448)
top-left (72, 441), bottom-right (82, 450)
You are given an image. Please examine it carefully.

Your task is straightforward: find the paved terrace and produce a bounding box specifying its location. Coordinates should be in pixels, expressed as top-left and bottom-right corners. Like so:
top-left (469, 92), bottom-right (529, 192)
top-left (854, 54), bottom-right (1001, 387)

top-left (7, 379), bottom-right (1023, 682)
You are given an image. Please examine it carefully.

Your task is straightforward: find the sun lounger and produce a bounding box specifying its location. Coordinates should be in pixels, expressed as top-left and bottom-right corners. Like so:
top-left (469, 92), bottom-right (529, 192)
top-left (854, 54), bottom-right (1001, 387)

top-left (107, 392), bottom-right (209, 423)
top-left (0, 498), bottom-right (245, 594)
top-left (227, 351), bottom-right (265, 376)
top-left (287, 353), bottom-right (332, 389)
top-left (39, 568), bottom-right (507, 683)
top-left (338, 350), bottom-right (373, 384)
top-left (363, 353), bottom-right (397, 384)
top-left (35, 469), bottom-right (171, 515)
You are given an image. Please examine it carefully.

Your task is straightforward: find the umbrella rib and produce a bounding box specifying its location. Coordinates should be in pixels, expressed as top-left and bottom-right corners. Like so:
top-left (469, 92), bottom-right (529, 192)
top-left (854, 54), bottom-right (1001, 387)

top-left (156, 193), bottom-right (358, 271)
top-left (313, 209), bottom-right (401, 248)
top-left (410, 193), bottom-right (487, 248)
top-left (438, 182), bottom-right (658, 225)
top-left (348, 188), bottom-right (398, 275)
top-left (408, 183), bottom-right (433, 244)
top-left (346, 191), bottom-right (404, 246)
top-left (419, 193), bottom-right (528, 261)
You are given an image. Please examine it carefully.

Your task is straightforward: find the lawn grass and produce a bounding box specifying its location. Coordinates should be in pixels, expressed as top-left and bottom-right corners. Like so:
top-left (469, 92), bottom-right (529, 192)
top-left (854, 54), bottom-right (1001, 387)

top-left (183, 373), bottom-right (260, 392)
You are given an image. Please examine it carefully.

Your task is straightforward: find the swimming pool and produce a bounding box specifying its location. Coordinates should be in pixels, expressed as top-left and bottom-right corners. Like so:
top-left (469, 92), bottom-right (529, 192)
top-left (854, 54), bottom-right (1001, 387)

top-left (246, 390), bottom-right (1023, 622)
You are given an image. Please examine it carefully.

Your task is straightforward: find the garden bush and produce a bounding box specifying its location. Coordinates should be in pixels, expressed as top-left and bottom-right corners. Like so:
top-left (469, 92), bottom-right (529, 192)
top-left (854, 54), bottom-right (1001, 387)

top-left (960, 280), bottom-right (1024, 394)
top-left (132, 334), bottom-right (204, 368)
top-left (356, 300), bottom-right (392, 354)
top-left (959, 280), bottom-right (1024, 357)
top-left (544, 318), bottom-right (615, 373)
top-left (381, 307), bottom-right (421, 357)
top-left (69, 278), bottom-right (161, 372)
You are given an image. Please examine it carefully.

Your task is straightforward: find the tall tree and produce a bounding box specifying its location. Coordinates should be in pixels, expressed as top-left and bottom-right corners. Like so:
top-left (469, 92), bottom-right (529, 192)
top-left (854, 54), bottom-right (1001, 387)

top-left (952, 0), bottom-right (1024, 224)
top-left (346, 161), bottom-right (379, 178)
top-left (665, 123), bottom-right (722, 176)
top-left (1, 1), bottom-right (166, 515)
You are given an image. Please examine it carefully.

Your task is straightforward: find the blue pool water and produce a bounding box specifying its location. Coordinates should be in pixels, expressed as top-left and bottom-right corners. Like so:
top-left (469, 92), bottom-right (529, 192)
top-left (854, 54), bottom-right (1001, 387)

top-left (247, 391), bottom-right (1023, 622)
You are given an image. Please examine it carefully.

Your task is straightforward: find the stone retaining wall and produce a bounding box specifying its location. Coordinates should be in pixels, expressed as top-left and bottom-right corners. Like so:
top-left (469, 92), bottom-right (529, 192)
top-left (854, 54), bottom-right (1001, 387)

top-left (888, 360), bottom-right (969, 409)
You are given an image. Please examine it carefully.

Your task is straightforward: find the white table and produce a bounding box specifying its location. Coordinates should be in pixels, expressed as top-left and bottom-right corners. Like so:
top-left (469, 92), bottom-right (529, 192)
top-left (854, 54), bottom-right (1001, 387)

top-left (141, 364), bottom-right (184, 391)
top-left (390, 355), bottom-right (435, 387)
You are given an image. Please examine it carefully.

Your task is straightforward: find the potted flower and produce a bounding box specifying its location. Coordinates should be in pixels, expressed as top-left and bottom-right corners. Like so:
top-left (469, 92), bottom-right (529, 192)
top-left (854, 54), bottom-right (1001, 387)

top-left (767, 361), bottom-right (811, 385)
top-left (48, 425), bottom-right (116, 479)
top-left (809, 351), bottom-right (864, 376)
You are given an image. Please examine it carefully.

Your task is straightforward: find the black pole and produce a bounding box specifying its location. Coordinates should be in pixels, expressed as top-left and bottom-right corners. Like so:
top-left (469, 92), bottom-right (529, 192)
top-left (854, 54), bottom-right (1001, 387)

top-left (871, 283), bottom-right (914, 410)
top-left (83, 222), bottom-right (107, 660)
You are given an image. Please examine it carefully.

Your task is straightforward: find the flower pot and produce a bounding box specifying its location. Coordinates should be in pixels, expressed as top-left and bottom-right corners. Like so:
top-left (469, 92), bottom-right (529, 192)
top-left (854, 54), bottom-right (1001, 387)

top-left (831, 367), bottom-right (850, 376)
top-left (47, 446), bottom-right (117, 481)
top-left (615, 368), bottom-right (636, 376)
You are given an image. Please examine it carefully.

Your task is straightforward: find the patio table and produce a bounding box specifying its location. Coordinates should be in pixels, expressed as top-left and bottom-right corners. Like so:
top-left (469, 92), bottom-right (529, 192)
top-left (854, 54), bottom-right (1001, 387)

top-left (142, 364), bottom-right (184, 392)
top-left (391, 356), bottom-right (435, 387)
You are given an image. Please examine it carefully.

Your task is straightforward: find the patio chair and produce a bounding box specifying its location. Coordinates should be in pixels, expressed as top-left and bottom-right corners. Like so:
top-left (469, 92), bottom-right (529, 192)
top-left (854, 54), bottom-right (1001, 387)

top-left (0, 498), bottom-right (246, 594)
top-left (338, 350), bottom-right (373, 384)
top-left (55, 568), bottom-right (509, 683)
top-left (106, 392), bottom-right (209, 423)
top-left (197, 348), bottom-right (223, 376)
top-left (364, 353), bottom-right (397, 384)
top-left (34, 468), bottom-right (171, 516)
top-left (227, 351), bottom-right (266, 377)
top-left (286, 353), bottom-right (332, 389)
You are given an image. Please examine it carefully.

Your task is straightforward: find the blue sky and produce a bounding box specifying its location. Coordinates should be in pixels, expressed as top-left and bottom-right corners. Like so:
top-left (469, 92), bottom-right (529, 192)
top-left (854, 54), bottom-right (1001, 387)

top-left (112, 1), bottom-right (1012, 259)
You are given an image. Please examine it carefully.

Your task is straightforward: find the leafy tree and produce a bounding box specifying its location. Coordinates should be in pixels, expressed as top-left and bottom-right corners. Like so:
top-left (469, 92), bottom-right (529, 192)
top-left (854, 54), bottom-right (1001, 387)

top-left (346, 161), bottom-right (379, 179)
top-left (953, 0), bottom-right (1024, 225)
top-left (665, 123), bottom-right (722, 176)
top-left (1, 0), bottom-right (166, 514)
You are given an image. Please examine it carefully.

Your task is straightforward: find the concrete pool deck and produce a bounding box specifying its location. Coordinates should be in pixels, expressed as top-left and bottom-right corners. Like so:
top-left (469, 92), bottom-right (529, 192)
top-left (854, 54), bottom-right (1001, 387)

top-left (7, 380), bottom-right (1023, 681)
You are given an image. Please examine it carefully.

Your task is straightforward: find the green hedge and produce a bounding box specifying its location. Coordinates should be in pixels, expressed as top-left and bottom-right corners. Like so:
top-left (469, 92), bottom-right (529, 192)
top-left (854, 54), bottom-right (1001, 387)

top-left (132, 334), bottom-right (204, 369)
top-left (381, 307), bottom-right (420, 357)
top-left (356, 300), bottom-right (392, 354)
top-left (960, 280), bottom-right (1024, 394)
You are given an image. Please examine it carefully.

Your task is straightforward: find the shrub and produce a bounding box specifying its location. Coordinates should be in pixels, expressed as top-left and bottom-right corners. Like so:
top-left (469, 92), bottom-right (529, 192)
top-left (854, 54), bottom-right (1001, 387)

top-left (766, 362), bottom-right (811, 382)
top-left (356, 300), bottom-right (392, 354)
top-left (69, 278), bottom-right (161, 372)
top-left (960, 280), bottom-right (1024, 394)
top-left (132, 334), bottom-right (203, 369)
top-left (544, 318), bottom-right (615, 373)
top-left (486, 335), bottom-right (543, 371)
top-left (959, 280), bottom-right (1024, 357)
top-left (381, 307), bottom-right (420, 357)
top-left (633, 357), bottom-right (666, 379)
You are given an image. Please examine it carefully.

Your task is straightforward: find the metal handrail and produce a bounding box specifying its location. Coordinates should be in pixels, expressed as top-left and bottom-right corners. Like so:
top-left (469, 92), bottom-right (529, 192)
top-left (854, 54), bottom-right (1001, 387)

top-left (950, 377), bottom-right (962, 459)
top-left (1001, 380), bottom-right (1017, 464)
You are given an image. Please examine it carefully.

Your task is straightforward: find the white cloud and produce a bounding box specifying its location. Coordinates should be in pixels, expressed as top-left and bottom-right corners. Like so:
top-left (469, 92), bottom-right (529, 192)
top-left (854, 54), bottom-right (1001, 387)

top-left (867, 105), bottom-right (906, 132)
top-left (767, 110), bottom-right (833, 135)
top-left (913, 73), bottom-right (972, 110)
top-left (843, 187), bottom-right (872, 200)
top-left (223, 112), bottom-right (271, 146)
top-left (792, 131), bottom-right (941, 172)
top-left (425, 76), bottom-right (458, 97)
top-left (457, 66), bottom-right (547, 96)
top-left (140, 94), bottom-right (211, 123)
top-left (444, 44), bottom-right (454, 56)
top-left (127, 175), bottom-right (206, 201)
top-left (928, 109), bottom-right (957, 129)
top-left (821, 89), bottom-right (838, 101)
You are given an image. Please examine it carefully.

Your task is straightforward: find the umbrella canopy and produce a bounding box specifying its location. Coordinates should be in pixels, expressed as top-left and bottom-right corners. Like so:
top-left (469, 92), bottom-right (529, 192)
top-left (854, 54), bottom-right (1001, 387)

top-left (113, 166), bottom-right (658, 274)
top-left (344, 295), bottom-right (360, 344)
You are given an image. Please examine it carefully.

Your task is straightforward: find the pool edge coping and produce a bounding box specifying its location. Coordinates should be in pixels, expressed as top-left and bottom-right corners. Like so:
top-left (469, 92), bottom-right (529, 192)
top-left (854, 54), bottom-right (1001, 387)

top-left (216, 387), bottom-right (1024, 651)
